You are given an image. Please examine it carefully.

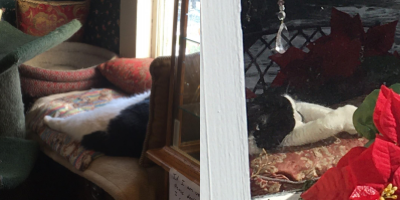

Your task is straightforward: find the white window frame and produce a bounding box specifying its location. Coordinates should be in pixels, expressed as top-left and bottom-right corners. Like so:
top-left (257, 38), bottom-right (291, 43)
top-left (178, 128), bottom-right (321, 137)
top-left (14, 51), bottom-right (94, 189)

top-left (200, 1), bottom-right (301, 199)
top-left (200, 0), bottom-right (251, 199)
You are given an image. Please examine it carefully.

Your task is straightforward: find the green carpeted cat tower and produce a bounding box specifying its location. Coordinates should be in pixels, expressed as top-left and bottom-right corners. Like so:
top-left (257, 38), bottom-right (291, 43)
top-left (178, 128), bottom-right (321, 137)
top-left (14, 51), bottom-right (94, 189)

top-left (0, 19), bottom-right (82, 189)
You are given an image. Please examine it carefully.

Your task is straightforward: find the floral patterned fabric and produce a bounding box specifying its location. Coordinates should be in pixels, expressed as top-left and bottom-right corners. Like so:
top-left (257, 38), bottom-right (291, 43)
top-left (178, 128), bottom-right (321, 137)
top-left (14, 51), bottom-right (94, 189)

top-left (97, 58), bottom-right (154, 95)
top-left (250, 133), bottom-right (368, 197)
top-left (26, 88), bottom-right (127, 170)
top-left (16, 0), bottom-right (89, 41)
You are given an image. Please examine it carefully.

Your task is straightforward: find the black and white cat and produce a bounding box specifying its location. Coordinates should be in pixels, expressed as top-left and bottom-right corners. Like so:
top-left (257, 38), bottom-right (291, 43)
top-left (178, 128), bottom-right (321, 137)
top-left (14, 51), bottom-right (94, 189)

top-left (43, 91), bottom-right (151, 157)
top-left (247, 93), bottom-right (358, 155)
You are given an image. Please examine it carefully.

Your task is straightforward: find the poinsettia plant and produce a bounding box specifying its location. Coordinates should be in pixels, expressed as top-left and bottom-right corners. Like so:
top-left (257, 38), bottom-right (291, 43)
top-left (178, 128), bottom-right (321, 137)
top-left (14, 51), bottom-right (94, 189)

top-left (269, 8), bottom-right (399, 91)
top-left (301, 85), bottom-right (400, 200)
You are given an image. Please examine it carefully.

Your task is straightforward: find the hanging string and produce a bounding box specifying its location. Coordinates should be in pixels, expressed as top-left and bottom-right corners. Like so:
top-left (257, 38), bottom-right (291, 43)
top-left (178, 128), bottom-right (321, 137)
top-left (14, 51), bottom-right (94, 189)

top-left (275, 0), bottom-right (288, 54)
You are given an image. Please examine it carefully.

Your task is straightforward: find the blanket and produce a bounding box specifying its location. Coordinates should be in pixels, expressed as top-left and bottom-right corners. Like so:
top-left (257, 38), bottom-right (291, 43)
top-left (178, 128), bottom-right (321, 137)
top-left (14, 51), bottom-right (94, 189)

top-left (26, 88), bottom-right (127, 170)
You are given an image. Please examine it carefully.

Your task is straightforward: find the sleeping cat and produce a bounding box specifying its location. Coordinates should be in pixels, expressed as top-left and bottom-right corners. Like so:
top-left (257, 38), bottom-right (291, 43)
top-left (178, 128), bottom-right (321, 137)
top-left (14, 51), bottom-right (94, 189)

top-left (43, 91), bottom-right (151, 157)
top-left (247, 93), bottom-right (358, 155)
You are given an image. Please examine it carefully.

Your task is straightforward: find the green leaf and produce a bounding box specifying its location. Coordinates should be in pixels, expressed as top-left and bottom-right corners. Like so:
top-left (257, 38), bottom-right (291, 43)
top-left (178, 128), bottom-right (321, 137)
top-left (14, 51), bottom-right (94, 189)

top-left (353, 83), bottom-right (400, 140)
top-left (353, 89), bottom-right (380, 140)
top-left (364, 138), bottom-right (375, 147)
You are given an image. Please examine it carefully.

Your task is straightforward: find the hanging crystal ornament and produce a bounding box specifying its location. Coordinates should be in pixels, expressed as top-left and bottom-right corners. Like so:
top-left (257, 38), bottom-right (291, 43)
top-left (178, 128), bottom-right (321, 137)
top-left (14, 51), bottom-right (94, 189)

top-left (275, 0), bottom-right (289, 54)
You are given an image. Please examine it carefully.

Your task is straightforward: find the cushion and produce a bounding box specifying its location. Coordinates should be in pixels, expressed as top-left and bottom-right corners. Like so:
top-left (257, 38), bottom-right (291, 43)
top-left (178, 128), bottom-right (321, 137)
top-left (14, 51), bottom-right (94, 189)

top-left (98, 58), bottom-right (154, 94)
top-left (139, 56), bottom-right (172, 166)
top-left (26, 88), bottom-right (127, 170)
top-left (250, 133), bottom-right (368, 196)
top-left (16, 0), bottom-right (89, 41)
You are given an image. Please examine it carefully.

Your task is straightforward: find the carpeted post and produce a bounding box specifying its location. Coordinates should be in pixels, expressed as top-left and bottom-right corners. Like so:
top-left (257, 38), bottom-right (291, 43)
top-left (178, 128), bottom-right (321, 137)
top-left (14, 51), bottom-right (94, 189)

top-left (0, 19), bottom-right (82, 189)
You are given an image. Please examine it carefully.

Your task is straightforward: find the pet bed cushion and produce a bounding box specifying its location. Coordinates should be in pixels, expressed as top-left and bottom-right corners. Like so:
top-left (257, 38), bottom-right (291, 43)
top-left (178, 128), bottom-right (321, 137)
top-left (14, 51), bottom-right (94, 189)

top-left (26, 88), bottom-right (127, 170)
top-left (98, 58), bottom-right (154, 94)
top-left (250, 133), bottom-right (368, 196)
top-left (19, 42), bottom-right (117, 97)
top-left (16, 0), bottom-right (89, 41)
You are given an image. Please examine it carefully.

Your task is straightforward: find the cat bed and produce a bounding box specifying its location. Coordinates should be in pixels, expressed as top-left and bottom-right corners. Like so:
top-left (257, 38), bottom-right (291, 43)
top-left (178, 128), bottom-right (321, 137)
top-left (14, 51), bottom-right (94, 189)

top-left (19, 42), bottom-right (117, 97)
top-left (0, 19), bottom-right (82, 189)
top-left (26, 88), bottom-right (158, 200)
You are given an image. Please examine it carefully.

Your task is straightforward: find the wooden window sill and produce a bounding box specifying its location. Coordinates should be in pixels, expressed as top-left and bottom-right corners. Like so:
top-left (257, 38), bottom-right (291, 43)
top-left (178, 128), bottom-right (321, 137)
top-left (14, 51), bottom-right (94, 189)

top-left (146, 146), bottom-right (200, 185)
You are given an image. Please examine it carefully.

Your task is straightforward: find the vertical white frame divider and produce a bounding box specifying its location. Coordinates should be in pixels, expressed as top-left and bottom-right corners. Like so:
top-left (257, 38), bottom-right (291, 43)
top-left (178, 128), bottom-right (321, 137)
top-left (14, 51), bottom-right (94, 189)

top-left (200, 0), bottom-right (251, 199)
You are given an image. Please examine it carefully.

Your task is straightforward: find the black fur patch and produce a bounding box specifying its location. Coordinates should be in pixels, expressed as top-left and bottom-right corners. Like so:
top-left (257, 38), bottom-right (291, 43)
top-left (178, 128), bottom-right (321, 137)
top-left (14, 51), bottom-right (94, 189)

top-left (81, 99), bottom-right (150, 157)
top-left (248, 94), bottom-right (295, 150)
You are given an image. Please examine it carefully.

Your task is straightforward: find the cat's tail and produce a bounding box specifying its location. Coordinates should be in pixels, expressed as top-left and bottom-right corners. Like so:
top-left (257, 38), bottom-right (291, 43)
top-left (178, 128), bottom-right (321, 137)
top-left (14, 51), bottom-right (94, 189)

top-left (81, 131), bottom-right (108, 152)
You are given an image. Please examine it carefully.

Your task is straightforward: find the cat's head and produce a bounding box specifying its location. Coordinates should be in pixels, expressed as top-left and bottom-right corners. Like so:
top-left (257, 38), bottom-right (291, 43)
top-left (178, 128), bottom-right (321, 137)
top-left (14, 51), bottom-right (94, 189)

top-left (248, 93), bottom-right (296, 150)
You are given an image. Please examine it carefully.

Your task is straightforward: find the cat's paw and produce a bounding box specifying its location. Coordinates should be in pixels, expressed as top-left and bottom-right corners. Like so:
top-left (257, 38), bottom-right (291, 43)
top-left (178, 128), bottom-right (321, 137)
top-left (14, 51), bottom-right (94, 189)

top-left (248, 135), bottom-right (263, 155)
top-left (335, 105), bottom-right (358, 134)
top-left (43, 115), bottom-right (52, 125)
top-left (43, 116), bottom-right (61, 132)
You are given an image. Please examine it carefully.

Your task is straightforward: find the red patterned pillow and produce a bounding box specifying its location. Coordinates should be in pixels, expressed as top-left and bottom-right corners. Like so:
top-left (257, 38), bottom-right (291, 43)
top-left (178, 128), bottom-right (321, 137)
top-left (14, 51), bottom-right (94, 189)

top-left (97, 58), bottom-right (154, 94)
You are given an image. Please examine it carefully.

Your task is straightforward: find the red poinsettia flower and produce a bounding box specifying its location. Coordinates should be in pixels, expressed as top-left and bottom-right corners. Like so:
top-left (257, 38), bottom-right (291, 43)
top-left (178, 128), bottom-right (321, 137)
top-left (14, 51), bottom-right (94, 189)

top-left (269, 47), bottom-right (307, 86)
top-left (269, 7), bottom-right (398, 88)
top-left (301, 85), bottom-right (400, 200)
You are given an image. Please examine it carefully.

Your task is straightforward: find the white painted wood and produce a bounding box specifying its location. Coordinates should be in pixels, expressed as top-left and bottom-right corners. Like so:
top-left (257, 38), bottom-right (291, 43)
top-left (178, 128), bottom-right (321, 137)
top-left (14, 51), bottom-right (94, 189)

top-left (200, 0), bottom-right (251, 199)
top-left (120, 0), bottom-right (137, 57)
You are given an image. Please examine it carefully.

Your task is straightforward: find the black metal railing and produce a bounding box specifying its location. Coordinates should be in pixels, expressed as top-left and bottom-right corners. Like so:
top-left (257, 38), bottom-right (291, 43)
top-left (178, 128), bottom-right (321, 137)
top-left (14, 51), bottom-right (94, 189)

top-left (244, 27), bottom-right (330, 94)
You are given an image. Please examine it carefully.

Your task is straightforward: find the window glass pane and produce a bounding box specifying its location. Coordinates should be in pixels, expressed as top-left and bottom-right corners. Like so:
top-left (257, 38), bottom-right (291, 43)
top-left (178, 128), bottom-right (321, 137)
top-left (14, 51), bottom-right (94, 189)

top-left (186, 39), bottom-right (200, 54)
top-left (243, 0), bottom-right (400, 198)
top-left (171, 0), bottom-right (201, 162)
top-left (187, 0), bottom-right (200, 43)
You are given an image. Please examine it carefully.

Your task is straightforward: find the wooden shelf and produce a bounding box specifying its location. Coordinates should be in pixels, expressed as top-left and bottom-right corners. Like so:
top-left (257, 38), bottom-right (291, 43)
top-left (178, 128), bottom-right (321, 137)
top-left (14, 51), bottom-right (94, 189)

top-left (146, 146), bottom-right (200, 186)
